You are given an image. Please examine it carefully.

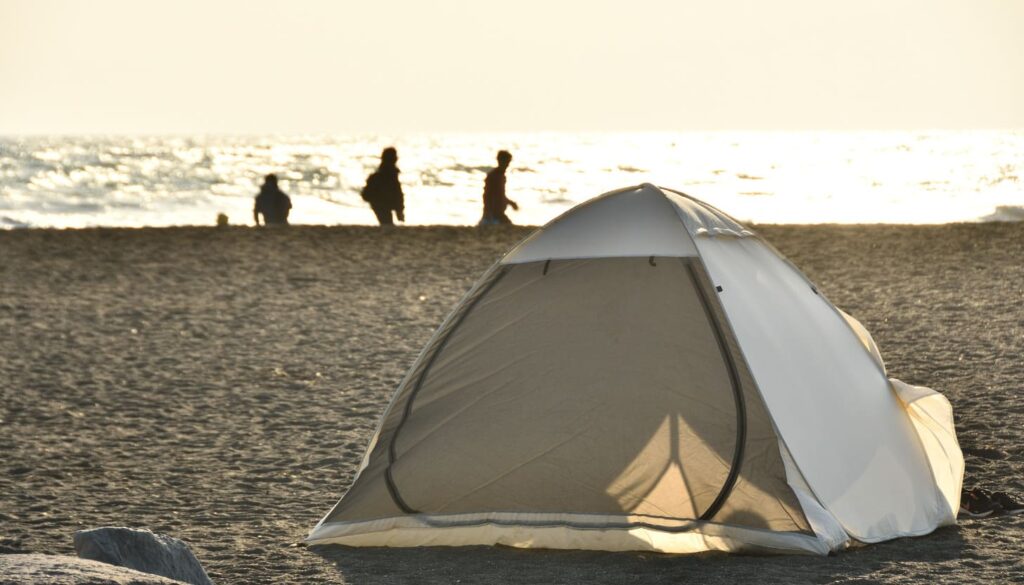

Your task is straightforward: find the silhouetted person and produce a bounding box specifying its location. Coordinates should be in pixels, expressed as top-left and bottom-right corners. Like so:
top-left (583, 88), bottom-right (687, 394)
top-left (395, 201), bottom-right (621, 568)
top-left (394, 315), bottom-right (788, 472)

top-left (361, 147), bottom-right (405, 226)
top-left (253, 174), bottom-right (292, 226)
top-left (480, 150), bottom-right (518, 225)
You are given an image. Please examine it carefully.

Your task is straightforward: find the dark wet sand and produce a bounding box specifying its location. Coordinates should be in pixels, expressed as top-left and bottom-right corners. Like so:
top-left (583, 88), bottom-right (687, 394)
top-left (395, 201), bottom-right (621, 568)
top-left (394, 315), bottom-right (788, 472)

top-left (1, 224), bottom-right (1022, 584)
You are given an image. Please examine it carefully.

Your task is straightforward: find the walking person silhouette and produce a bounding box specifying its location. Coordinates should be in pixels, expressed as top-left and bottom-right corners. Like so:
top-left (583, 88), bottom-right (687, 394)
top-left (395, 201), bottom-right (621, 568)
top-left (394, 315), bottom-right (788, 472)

top-left (479, 150), bottom-right (518, 226)
top-left (361, 147), bottom-right (406, 226)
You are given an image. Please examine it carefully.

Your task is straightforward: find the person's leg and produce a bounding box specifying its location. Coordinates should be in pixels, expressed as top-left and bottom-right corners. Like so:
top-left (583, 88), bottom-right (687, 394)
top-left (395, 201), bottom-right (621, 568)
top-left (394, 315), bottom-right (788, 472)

top-left (372, 204), bottom-right (393, 226)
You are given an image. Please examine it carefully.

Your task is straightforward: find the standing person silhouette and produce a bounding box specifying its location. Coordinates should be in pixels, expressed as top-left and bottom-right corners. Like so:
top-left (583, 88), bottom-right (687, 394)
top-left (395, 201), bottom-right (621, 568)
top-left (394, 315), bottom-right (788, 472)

top-left (480, 150), bottom-right (518, 226)
top-left (253, 174), bottom-right (292, 226)
top-left (361, 147), bottom-right (405, 226)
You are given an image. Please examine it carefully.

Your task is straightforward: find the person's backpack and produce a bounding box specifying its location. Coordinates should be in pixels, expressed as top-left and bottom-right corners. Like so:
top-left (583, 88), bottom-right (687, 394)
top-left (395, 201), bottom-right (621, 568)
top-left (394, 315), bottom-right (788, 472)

top-left (361, 172), bottom-right (380, 203)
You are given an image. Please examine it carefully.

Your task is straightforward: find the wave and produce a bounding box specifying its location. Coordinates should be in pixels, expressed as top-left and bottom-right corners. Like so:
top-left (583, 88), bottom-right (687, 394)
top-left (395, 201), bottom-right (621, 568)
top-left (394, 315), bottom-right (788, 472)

top-left (0, 216), bottom-right (31, 229)
top-left (418, 170), bottom-right (455, 187)
top-left (617, 165), bottom-right (647, 173)
top-left (978, 205), bottom-right (1024, 222)
top-left (446, 164), bottom-right (491, 174)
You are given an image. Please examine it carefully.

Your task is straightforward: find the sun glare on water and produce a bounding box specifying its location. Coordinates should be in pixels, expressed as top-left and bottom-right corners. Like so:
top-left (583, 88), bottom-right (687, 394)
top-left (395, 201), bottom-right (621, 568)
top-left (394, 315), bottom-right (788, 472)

top-left (0, 131), bottom-right (1021, 229)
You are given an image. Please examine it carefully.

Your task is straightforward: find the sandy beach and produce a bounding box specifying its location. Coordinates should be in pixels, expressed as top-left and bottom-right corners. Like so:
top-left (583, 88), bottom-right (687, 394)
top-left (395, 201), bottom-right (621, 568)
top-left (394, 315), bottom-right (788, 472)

top-left (1, 223), bottom-right (1022, 584)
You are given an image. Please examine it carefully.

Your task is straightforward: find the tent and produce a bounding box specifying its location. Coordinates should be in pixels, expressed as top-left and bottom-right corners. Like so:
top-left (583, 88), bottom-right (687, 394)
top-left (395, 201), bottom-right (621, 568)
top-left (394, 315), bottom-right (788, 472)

top-left (308, 184), bottom-right (963, 555)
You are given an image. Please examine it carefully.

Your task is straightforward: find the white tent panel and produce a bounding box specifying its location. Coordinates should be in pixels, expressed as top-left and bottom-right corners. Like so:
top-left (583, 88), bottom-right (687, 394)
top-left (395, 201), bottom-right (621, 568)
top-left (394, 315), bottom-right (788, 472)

top-left (778, 440), bottom-right (851, 551)
top-left (890, 378), bottom-right (964, 521)
top-left (838, 308), bottom-right (886, 371)
top-left (662, 189), bottom-right (755, 238)
top-left (502, 185), bottom-right (698, 264)
top-left (693, 235), bottom-right (952, 542)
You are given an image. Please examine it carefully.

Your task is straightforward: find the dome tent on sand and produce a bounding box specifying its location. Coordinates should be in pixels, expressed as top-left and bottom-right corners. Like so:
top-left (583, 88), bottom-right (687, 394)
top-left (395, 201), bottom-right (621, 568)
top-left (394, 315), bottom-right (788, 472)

top-left (308, 183), bottom-right (963, 555)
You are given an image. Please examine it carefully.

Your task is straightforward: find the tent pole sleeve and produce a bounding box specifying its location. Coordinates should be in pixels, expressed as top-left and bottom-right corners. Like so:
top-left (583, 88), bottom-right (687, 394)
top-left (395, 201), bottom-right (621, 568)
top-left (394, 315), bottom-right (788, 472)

top-left (684, 259), bottom-right (748, 522)
top-left (383, 266), bottom-right (511, 514)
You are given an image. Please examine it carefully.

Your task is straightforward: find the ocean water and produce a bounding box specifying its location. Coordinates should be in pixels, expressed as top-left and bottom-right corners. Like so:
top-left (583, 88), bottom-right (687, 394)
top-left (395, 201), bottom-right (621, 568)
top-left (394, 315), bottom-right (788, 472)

top-left (0, 131), bottom-right (1021, 229)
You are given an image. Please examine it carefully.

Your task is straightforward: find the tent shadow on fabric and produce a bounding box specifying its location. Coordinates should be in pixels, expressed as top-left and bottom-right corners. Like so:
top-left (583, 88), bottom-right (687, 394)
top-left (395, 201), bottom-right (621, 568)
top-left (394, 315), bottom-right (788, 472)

top-left (382, 257), bottom-right (770, 523)
top-left (307, 525), bottom-right (965, 585)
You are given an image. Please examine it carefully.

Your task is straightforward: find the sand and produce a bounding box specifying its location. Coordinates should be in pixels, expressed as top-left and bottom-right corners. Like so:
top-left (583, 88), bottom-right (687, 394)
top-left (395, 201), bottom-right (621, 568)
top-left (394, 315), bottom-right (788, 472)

top-left (1, 223), bottom-right (1022, 584)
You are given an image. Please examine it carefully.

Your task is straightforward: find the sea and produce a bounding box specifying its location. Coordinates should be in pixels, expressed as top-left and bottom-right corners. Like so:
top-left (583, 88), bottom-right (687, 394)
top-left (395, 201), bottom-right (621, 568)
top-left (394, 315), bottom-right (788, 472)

top-left (1, 131), bottom-right (1021, 229)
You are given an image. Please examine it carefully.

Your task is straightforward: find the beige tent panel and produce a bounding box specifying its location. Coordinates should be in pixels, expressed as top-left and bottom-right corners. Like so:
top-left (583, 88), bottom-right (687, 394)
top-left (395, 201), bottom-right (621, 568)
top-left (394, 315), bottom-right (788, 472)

top-left (323, 257), bottom-right (809, 535)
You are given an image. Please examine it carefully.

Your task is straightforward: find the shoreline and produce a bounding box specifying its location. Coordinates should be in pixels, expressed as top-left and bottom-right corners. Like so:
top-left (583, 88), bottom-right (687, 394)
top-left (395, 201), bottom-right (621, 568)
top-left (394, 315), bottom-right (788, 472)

top-left (2, 217), bottom-right (1023, 234)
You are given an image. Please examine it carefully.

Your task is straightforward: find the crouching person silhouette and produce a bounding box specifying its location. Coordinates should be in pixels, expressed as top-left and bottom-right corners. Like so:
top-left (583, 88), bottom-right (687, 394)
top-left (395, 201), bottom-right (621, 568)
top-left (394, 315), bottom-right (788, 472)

top-left (253, 174), bottom-right (292, 226)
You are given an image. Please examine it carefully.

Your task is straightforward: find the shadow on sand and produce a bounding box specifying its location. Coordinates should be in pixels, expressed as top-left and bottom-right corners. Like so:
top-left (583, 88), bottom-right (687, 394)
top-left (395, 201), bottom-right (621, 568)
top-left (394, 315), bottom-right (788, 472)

top-left (309, 525), bottom-right (966, 585)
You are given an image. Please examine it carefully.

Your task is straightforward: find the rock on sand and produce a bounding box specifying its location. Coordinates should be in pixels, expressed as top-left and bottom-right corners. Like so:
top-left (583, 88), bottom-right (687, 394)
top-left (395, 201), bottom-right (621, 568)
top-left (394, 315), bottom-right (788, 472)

top-left (0, 553), bottom-right (187, 584)
top-left (74, 527), bottom-right (213, 585)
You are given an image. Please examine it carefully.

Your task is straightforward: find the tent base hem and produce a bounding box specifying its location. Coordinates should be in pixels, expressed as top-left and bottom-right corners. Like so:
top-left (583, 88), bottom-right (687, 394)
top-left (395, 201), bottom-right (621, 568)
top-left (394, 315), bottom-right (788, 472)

top-left (307, 514), bottom-right (832, 555)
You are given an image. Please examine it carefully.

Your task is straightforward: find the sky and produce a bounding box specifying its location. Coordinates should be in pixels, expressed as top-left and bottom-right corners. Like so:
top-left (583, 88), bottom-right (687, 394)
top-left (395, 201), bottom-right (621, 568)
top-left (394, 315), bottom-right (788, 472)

top-left (1, 0), bottom-right (1022, 134)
